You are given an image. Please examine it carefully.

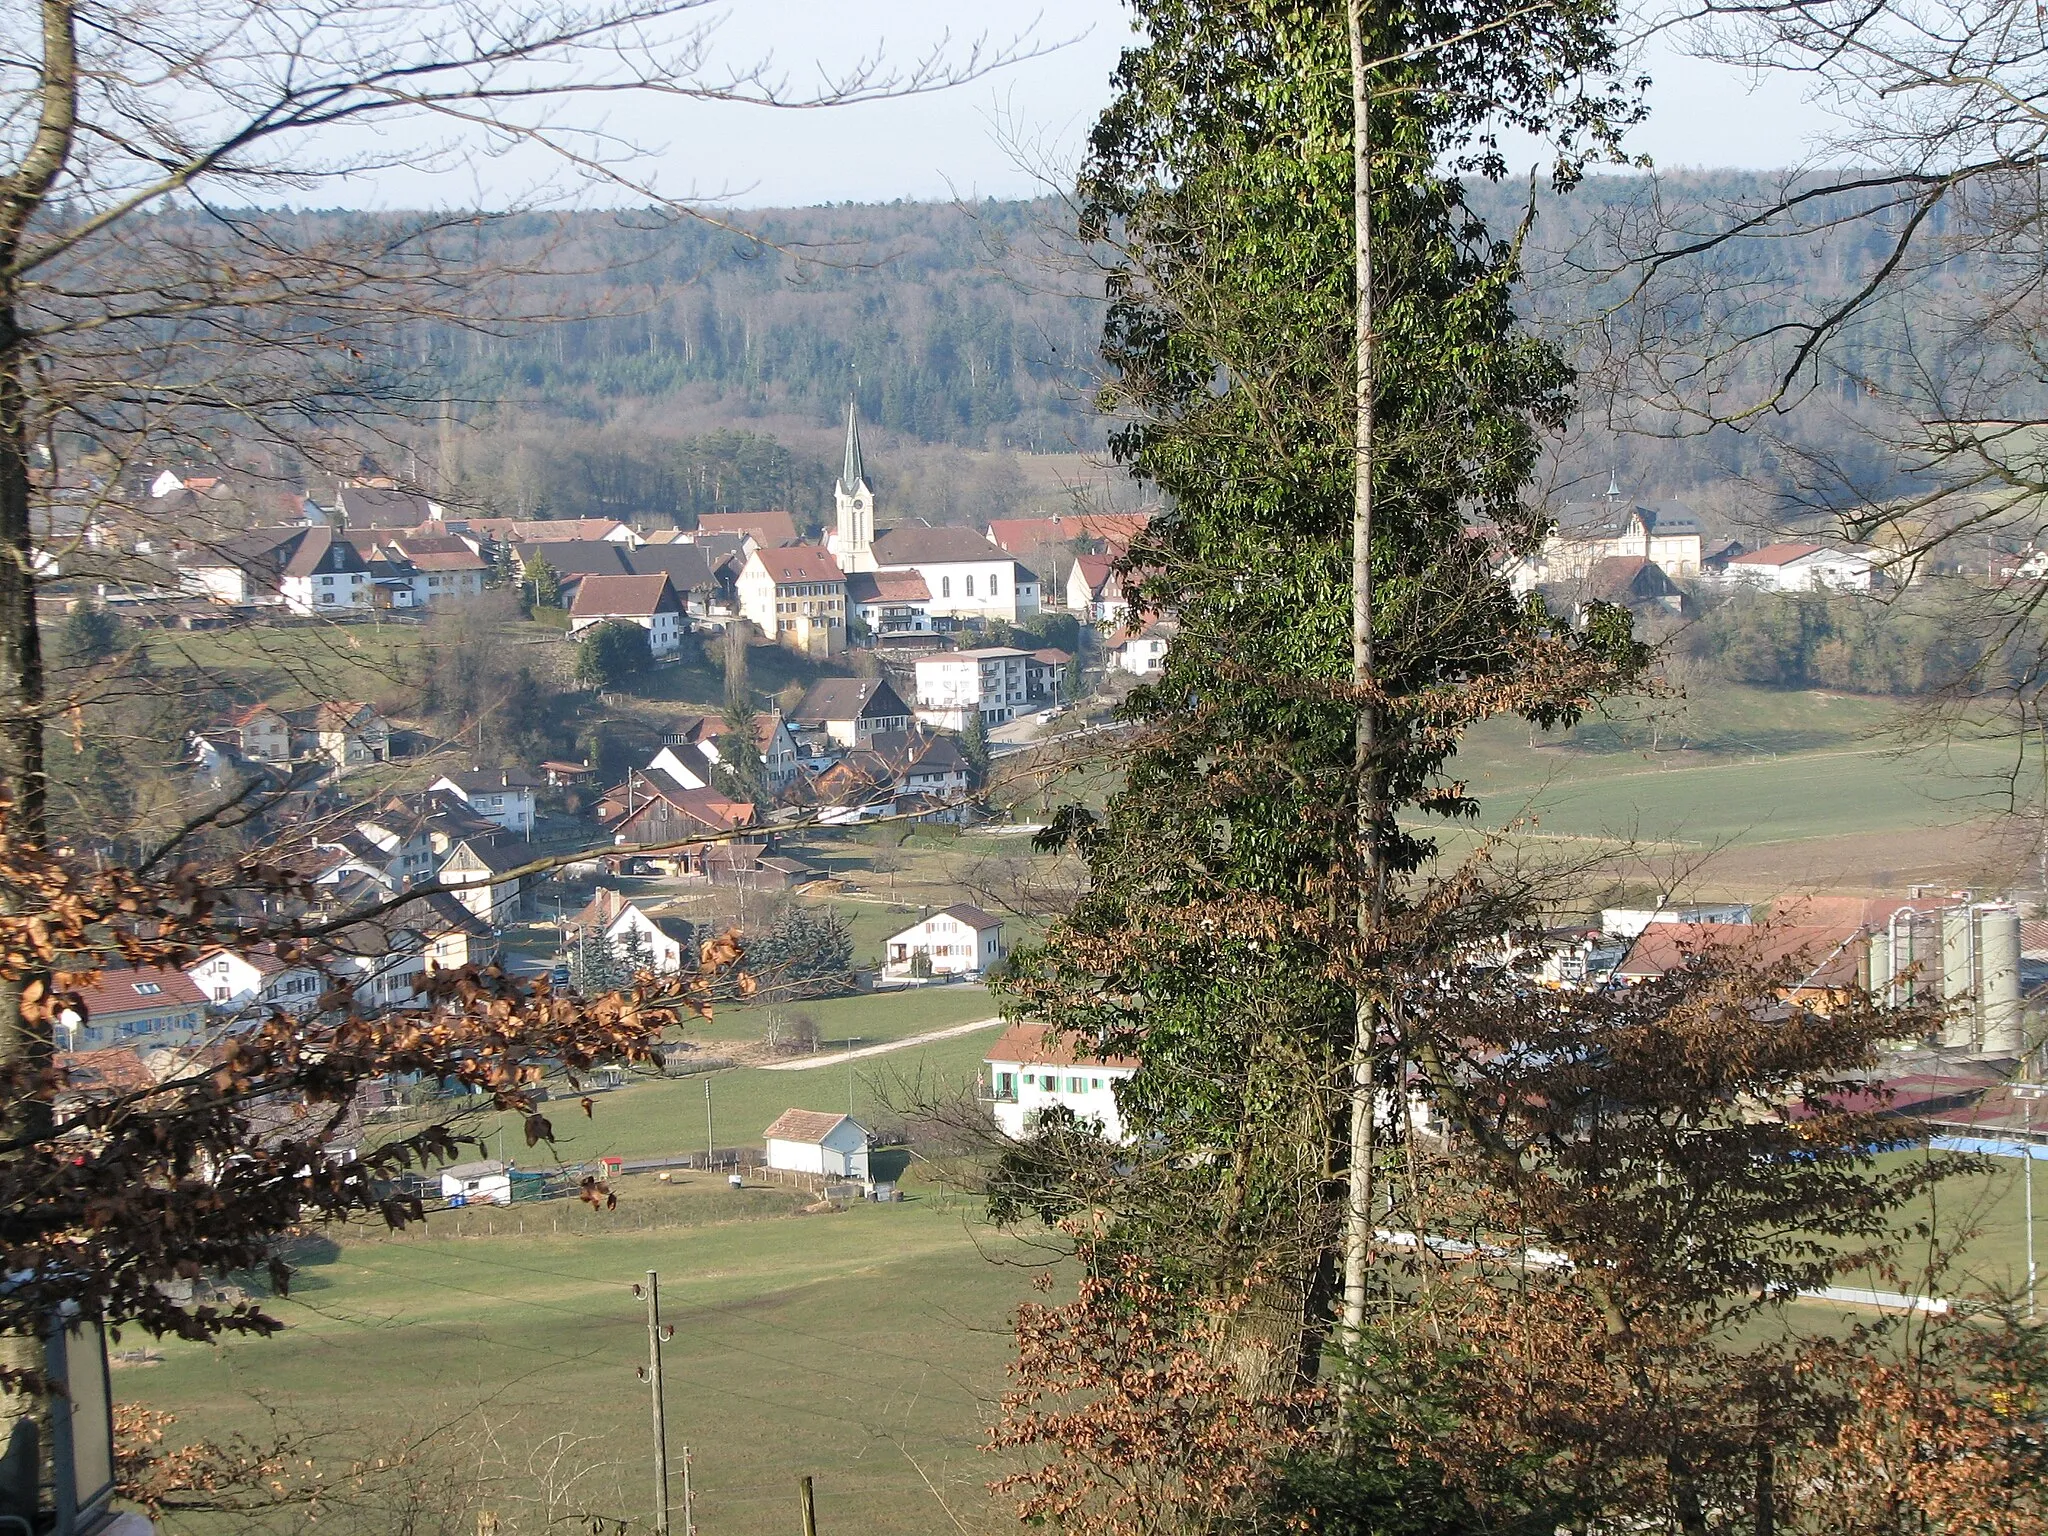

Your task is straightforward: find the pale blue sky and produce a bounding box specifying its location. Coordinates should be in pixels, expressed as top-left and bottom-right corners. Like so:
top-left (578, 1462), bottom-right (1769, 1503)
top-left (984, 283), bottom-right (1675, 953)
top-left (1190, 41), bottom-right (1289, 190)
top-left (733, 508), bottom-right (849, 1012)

top-left (343, 1), bottom-right (1842, 209)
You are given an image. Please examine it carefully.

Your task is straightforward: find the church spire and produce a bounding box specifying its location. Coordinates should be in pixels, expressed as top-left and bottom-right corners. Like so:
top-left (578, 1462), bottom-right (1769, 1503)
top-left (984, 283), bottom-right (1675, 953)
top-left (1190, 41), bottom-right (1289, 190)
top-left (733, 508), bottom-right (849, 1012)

top-left (839, 399), bottom-right (867, 496)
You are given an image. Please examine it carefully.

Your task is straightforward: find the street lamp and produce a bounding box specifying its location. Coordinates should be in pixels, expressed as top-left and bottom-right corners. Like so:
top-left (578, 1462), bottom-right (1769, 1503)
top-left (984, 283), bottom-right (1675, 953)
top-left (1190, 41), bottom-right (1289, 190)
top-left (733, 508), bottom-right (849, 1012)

top-left (2014, 1081), bottom-right (2046, 1322)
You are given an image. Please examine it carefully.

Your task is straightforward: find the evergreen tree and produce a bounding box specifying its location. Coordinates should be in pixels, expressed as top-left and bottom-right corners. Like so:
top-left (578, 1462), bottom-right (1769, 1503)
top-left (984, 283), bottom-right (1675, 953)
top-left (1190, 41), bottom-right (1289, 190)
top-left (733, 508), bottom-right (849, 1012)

top-left (567, 931), bottom-right (626, 995)
top-left (56, 602), bottom-right (123, 664)
top-left (717, 699), bottom-right (768, 809)
top-left (959, 711), bottom-right (990, 789)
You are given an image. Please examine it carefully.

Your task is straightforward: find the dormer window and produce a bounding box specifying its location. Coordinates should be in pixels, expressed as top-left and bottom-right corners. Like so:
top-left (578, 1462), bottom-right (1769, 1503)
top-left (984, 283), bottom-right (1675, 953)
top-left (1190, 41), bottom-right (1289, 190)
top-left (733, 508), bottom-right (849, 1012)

top-left (132, 982), bottom-right (162, 996)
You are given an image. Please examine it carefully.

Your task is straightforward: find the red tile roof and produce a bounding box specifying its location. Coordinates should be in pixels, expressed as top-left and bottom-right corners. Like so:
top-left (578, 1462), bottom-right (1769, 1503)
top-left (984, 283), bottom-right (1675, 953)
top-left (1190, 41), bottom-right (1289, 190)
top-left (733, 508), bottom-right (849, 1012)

top-left (1728, 542), bottom-right (1826, 566)
top-left (987, 1022), bottom-right (1139, 1070)
top-left (569, 573), bottom-right (678, 618)
top-left (63, 965), bottom-right (208, 1021)
top-left (752, 546), bottom-right (844, 585)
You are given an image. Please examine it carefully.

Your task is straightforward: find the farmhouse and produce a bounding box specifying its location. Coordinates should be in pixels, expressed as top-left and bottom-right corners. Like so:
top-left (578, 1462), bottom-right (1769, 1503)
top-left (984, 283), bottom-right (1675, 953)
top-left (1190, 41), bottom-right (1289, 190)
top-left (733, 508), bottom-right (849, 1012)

top-left (762, 1110), bottom-right (871, 1179)
top-left (984, 1023), bottom-right (1139, 1143)
top-left (883, 904), bottom-right (1004, 979)
top-left (568, 573), bottom-right (684, 656)
top-left (791, 677), bottom-right (913, 749)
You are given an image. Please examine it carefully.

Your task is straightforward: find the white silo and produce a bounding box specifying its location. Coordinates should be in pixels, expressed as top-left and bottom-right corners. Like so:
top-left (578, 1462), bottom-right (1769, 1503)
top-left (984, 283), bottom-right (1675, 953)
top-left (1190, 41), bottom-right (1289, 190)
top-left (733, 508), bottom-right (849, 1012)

top-left (1942, 905), bottom-right (1978, 1049)
top-left (1977, 903), bottom-right (2024, 1057)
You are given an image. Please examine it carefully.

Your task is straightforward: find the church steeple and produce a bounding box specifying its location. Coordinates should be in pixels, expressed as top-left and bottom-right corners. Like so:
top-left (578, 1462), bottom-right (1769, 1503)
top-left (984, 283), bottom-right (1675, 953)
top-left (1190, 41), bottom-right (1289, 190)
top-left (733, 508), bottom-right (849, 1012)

top-left (839, 400), bottom-right (868, 498)
top-left (831, 399), bottom-right (877, 573)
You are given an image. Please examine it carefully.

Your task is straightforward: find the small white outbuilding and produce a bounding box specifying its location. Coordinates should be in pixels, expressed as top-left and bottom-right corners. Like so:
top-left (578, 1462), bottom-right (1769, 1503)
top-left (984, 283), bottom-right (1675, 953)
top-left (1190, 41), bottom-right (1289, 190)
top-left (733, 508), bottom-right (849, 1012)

top-left (762, 1109), bottom-right (871, 1179)
top-left (439, 1159), bottom-right (512, 1206)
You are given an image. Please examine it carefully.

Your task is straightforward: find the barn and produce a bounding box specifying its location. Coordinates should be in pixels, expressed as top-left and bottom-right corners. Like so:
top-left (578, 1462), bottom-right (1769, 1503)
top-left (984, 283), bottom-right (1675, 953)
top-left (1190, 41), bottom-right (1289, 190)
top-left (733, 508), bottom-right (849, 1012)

top-left (762, 1110), bottom-right (871, 1179)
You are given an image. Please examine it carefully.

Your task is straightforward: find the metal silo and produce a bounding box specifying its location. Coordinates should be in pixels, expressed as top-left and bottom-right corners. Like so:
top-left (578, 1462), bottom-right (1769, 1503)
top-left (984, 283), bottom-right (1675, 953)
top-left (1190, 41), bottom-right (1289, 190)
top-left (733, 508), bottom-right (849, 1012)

top-left (1978, 903), bottom-right (2024, 1057)
top-left (1942, 905), bottom-right (1978, 1049)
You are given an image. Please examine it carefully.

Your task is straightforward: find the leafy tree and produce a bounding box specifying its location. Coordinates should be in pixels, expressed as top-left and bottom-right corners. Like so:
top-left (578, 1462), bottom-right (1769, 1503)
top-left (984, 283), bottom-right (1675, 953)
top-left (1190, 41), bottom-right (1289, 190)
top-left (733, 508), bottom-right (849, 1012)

top-left (573, 621), bottom-right (652, 689)
top-left (959, 711), bottom-right (990, 788)
top-left (56, 602), bottom-right (124, 665)
top-left (519, 554), bottom-right (561, 613)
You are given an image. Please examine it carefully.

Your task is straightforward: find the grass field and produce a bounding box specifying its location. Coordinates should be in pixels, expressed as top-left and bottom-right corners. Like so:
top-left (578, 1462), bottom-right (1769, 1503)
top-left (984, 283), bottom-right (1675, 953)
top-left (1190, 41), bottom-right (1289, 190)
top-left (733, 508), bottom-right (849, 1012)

top-left (124, 1173), bottom-right (1043, 1536)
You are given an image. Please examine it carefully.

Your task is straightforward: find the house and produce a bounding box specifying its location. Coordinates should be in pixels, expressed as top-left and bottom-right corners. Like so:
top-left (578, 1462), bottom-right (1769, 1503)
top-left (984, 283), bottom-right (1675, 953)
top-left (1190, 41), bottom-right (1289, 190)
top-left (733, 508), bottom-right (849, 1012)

top-left (1026, 650), bottom-right (1072, 703)
top-left (871, 523), bottom-right (1040, 625)
top-left (697, 510), bottom-right (801, 548)
top-left (458, 516), bottom-right (637, 546)
top-left (567, 573), bottom-right (684, 656)
top-left (405, 891), bottom-right (502, 972)
top-left (625, 543), bottom-right (736, 616)
top-left (736, 545), bottom-right (847, 658)
top-left (56, 966), bottom-right (210, 1052)
top-left (791, 677), bottom-right (913, 749)
top-left (986, 512), bottom-right (1154, 558)
top-left (183, 946), bottom-right (325, 1017)
top-left (701, 845), bottom-right (824, 890)
top-left (1601, 902), bottom-right (1754, 939)
top-left (812, 729), bottom-right (970, 812)
top-left (1720, 542), bottom-right (1880, 592)
top-left (320, 915), bottom-right (431, 1010)
top-left (438, 837), bottom-right (528, 926)
top-left (845, 569), bottom-right (933, 636)
top-left (182, 526), bottom-right (371, 614)
top-left (377, 534), bottom-right (488, 605)
top-left (883, 904), bottom-right (1004, 979)
top-left (755, 712), bottom-right (801, 792)
top-left (1573, 556), bottom-right (1686, 614)
top-left (228, 703), bottom-right (292, 763)
top-left (913, 648), bottom-right (1031, 729)
top-left (598, 768), bottom-right (757, 852)
top-left (1067, 554), bottom-right (1125, 624)
top-left (315, 701), bottom-right (390, 772)
top-left (984, 1022), bottom-right (1139, 1142)
top-left (762, 1109), bottom-right (871, 1179)
top-left (541, 759), bottom-right (596, 788)
top-left (429, 767), bottom-right (542, 835)
top-left (1614, 922), bottom-right (1868, 997)
top-left (439, 1159), bottom-right (512, 1206)
top-left (1112, 623), bottom-right (1172, 676)
top-left (604, 901), bottom-right (695, 972)
top-left (1507, 494), bottom-right (1706, 593)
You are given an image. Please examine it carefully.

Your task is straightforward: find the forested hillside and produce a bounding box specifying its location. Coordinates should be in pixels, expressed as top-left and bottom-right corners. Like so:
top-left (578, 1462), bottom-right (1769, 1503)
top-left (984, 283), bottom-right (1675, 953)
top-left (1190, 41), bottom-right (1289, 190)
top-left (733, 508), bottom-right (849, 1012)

top-left (289, 175), bottom-right (1955, 528)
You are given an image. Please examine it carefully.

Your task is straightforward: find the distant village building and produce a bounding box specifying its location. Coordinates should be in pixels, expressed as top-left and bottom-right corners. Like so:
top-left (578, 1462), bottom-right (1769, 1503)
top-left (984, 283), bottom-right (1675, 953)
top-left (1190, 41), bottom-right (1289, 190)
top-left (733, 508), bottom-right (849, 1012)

top-left (872, 524), bottom-right (1040, 625)
top-left (604, 902), bottom-right (695, 972)
top-left (1067, 554), bottom-right (1125, 624)
top-left (763, 1110), bottom-right (871, 1179)
top-left (57, 967), bottom-right (209, 1052)
top-left (429, 768), bottom-right (541, 835)
top-left (1112, 623), bottom-right (1172, 676)
top-left (1508, 493), bottom-right (1705, 593)
top-left (1718, 542), bottom-right (1879, 592)
top-left (737, 545), bottom-right (847, 658)
top-left (845, 569), bottom-right (933, 635)
top-left (567, 573), bottom-right (685, 656)
top-left (697, 510), bottom-right (799, 548)
top-left (438, 837), bottom-right (529, 926)
top-left (913, 648), bottom-right (1031, 729)
top-left (883, 904), bottom-right (1004, 979)
top-left (183, 526), bottom-right (372, 614)
top-left (184, 946), bottom-right (324, 1017)
top-left (984, 1023), bottom-right (1138, 1143)
top-left (315, 701), bottom-right (390, 772)
top-left (229, 703), bottom-right (291, 763)
top-left (791, 677), bottom-right (914, 750)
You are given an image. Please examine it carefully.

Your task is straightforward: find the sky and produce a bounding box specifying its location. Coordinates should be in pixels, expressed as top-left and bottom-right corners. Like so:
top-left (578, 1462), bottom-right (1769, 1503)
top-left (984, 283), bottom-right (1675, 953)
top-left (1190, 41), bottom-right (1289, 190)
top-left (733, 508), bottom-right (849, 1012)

top-left (341, 1), bottom-right (1847, 211)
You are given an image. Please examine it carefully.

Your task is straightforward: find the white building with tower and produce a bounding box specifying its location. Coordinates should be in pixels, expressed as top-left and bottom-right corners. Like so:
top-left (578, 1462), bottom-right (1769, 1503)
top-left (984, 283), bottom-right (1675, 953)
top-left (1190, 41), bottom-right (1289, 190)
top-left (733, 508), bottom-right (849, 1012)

top-left (828, 401), bottom-right (878, 575)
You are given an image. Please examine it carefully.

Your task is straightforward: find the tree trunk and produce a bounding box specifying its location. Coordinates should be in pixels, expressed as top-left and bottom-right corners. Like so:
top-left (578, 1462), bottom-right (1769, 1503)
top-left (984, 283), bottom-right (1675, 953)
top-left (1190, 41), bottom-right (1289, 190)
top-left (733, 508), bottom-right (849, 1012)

top-left (1335, 0), bottom-right (1381, 1410)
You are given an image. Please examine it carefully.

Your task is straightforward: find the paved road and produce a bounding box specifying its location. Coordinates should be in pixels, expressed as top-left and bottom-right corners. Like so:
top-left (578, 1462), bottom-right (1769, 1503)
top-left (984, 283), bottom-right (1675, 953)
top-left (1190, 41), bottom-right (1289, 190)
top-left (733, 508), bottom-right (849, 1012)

top-left (759, 1015), bottom-right (1005, 1071)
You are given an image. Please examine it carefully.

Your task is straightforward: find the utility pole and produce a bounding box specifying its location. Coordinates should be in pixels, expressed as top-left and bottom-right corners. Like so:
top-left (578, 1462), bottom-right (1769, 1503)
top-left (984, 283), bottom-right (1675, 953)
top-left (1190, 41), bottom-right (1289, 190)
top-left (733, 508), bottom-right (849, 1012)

top-left (633, 1272), bottom-right (676, 1535)
top-left (704, 1076), bottom-right (714, 1167)
top-left (681, 1444), bottom-right (695, 1536)
top-left (797, 1475), bottom-right (818, 1536)
top-left (2017, 1082), bottom-right (2045, 1321)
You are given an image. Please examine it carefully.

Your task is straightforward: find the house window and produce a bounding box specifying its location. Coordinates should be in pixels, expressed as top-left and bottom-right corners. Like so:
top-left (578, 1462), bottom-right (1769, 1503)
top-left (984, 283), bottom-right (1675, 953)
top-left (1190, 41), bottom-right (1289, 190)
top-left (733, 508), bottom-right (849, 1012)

top-left (965, 575), bottom-right (975, 597)
top-left (991, 572), bottom-right (1000, 596)
top-left (941, 576), bottom-right (951, 598)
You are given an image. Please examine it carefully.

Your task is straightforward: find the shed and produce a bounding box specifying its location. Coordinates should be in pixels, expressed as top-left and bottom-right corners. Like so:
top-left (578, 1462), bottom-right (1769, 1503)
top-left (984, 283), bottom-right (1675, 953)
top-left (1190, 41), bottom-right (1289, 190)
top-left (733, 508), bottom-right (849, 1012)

top-left (762, 1109), bottom-right (871, 1179)
top-left (439, 1159), bottom-right (512, 1206)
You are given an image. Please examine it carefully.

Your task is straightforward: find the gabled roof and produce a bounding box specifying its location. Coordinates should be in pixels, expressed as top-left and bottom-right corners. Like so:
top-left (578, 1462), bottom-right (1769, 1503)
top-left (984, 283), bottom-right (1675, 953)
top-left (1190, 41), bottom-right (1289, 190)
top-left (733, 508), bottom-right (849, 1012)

top-left (63, 965), bottom-right (209, 1020)
top-left (462, 517), bottom-right (629, 544)
top-left (516, 540), bottom-right (633, 578)
top-left (315, 700), bottom-right (381, 731)
top-left (986, 512), bottom-right (1155, 554)
top-left (792, 677), bottom-right (909, 727)
top-left (699, 511), bottom-right (800, 546)
top-left (987, 1022), bottom-right (1139, 1070)
top-left (624, 545), bottom-right (725, 590)
top-left (763, 1108), bottom-right (863, 1145)
top-left (898, 902), bottom-right (1002, 934)
top-left (569, 573), bottom-right (679, 618)
top-left (389, 535), bottom-right (487, 572)
top-left (1617, 922), bottom-right (1864, 987)
top-left (337, 486), bottom-right (433, 528)
top-left (751, 545), bottom-right (844, 584)
top-left (1727, 541), bottom-right (1829, 567)
top-left (1072, 554), bottom-right (1119, 597)
top-left (846, 569), bottom-right (931, 604)
top-left (228, 702), bottom-right (288, 728)
top-left (874, 524), bottom-right (1005, 566)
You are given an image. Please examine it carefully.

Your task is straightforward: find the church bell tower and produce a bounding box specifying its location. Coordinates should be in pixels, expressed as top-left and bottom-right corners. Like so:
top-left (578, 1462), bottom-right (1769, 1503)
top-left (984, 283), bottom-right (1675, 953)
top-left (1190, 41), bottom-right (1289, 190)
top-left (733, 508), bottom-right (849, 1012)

top-left (832, 400), bottom-right (877, 573)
